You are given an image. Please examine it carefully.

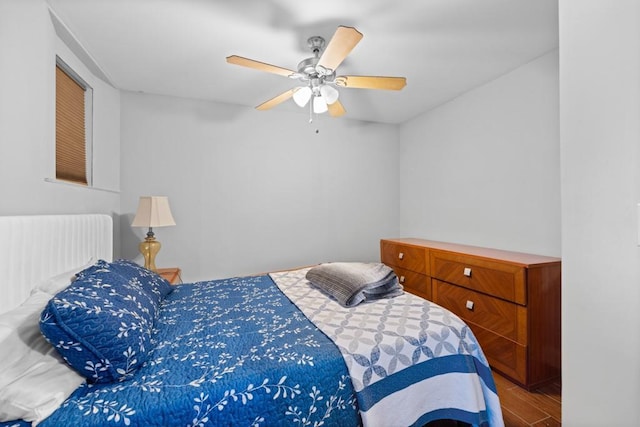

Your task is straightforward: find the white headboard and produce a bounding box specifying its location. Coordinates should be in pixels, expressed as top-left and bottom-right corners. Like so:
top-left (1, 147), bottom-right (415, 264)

top-left (0, 214), bottom-right (113, 314)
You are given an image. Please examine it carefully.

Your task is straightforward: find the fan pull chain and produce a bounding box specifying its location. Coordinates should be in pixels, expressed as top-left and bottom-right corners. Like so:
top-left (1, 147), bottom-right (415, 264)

top-left (309, 98), bottom-right (313, 123)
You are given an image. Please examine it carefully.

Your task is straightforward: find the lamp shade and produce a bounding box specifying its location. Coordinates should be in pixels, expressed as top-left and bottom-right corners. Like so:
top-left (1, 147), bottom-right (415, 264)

top-left (132, 196), bottom-right (176, 228)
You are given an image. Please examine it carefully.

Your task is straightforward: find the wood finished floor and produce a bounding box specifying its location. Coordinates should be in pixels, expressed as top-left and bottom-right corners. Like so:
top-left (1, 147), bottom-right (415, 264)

top-left (426, 371), bottom-right (561, 427)
top-left (493, 371), bottom-right (561, 426)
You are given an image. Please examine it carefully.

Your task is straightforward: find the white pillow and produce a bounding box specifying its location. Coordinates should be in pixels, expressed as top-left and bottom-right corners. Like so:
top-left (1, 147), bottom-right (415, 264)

top-left (31, 258), bottom-right (95, 296)
top-left (0, 291), bottom-right (85, 424)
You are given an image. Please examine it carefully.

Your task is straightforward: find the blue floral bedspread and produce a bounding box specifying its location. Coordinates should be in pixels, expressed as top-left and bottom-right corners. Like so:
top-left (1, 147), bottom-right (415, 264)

top-left (37, 275), bottom-right (360, 427)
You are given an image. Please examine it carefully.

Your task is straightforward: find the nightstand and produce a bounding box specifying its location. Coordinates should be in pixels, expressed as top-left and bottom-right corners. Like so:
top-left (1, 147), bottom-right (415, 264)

top-left (156, 267), bottom-right (182, 285)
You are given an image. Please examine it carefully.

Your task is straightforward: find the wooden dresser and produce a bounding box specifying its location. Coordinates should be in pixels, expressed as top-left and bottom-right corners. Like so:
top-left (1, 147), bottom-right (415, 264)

top-left (381, 238), bottom-right (561, 390)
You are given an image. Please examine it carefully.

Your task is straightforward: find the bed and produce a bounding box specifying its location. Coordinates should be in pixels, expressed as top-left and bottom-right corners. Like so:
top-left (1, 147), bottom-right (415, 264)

top-left (0, 214), bottom-right (504, 427)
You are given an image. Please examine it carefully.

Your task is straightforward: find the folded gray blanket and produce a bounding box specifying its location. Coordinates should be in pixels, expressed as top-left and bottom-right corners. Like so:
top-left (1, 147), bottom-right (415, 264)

top-left (305, 262), bottom-right (403, 307)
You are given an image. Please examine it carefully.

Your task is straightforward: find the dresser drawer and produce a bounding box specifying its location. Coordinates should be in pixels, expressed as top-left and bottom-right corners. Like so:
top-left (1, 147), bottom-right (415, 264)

top-left (431, 251), bottom-right (526, 305)
top-left (393, 266), bottom-right (431, 301)
top-left (432, 280), bottom-right (526, 344)
top-left (381, 241), bottom-right (427, 275)
top-left (468, 323), bottom-right (528, 385)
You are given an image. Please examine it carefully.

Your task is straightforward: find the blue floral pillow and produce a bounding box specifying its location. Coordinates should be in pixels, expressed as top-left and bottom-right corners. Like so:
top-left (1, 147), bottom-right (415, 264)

top-left (106, 259), bottom-right (173, 302)
top-left (78, 259), bottom-right (172, 307)
top-left (39, 267), bottom-right (157, 383)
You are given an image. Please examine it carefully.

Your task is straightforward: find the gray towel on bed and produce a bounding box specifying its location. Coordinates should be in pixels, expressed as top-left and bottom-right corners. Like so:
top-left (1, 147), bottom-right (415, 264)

top-left (305, 262), bottom-right (403, 308)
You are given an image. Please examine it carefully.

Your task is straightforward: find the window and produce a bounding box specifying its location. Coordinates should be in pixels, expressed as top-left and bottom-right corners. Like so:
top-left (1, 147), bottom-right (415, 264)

top-left (55, 57), bottom-right (93, 185)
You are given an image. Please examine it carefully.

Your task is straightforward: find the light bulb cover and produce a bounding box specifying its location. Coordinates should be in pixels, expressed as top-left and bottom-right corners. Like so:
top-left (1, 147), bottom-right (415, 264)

top-left (313, 95), bottom-right (328, 114)
top-left (293, 86), bottom-right (312, 107)
top-left (320, 85), bottom-right (339, 105)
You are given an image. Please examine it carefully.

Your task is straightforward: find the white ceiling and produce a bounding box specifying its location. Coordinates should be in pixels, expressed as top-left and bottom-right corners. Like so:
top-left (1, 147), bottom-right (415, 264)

top-left (47, 0), bottom-right (558, 124)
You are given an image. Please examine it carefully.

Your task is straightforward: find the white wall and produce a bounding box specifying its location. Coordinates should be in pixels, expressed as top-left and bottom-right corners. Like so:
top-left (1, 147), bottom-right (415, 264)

top-left (120, 92), bottom-right (399, 282)
top-left (398, 51), bottom-right (560, 257)
top-left (560, 0), bottom-right (640, 424)
top-left (0, 0), bottom-right (121, 254)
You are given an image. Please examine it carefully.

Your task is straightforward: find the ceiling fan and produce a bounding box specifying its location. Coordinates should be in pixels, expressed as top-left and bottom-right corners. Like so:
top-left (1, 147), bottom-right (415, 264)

top-left (226, 26), bottom-right (406, 120)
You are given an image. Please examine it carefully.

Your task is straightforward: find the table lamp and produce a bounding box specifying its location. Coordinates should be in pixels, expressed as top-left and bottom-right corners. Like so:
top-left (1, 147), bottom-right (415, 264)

top-left (131, 196), bottom-right (176, 271)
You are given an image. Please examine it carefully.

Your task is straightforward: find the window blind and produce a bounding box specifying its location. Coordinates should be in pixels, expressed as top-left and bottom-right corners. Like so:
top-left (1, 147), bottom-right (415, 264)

top-left (56, 64), bottom-right (87, 185)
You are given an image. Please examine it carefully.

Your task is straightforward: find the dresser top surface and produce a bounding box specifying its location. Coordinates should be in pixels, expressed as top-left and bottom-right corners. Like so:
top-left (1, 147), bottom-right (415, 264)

top-left (382, 238), bottom-right (561, 267)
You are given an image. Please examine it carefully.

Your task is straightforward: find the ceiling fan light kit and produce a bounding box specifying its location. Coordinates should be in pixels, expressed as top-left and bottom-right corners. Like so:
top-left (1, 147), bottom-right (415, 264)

top-left (226, 26), bottom-right (406, 121)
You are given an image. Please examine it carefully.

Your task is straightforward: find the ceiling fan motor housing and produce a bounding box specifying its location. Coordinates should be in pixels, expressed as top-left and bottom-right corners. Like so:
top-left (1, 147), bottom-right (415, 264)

top-left (297, 57), bottom-right (319, 76)
top-left (297, 57), bottom-right (336, 83)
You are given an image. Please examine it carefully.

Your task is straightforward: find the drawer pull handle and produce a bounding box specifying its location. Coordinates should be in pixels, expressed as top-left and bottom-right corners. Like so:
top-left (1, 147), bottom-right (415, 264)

top-left (463, 267), bottom-right (472, 277)
top-left (399, 275), bottom-right (405, 283)
top-left (465, 300), bottom-right (475, 310)
top-left (398, 252), bottom-right (404, 260)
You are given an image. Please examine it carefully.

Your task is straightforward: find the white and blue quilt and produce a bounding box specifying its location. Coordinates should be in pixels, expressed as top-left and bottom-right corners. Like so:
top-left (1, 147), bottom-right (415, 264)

top-left (271, 268), bottom-right (504, 427)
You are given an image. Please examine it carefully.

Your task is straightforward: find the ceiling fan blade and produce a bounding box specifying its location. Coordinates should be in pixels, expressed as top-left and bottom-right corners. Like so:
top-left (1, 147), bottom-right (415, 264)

top-left (335, 75), bottom-right (407, 90)
top-left (226, 55), bottom-right (296, 78)
top-left (327, 100), bottom-right (346, 117)
top-left (317, 26), bottom-right (363, 72)
top-left (256, 88), bottom-right (296, 111)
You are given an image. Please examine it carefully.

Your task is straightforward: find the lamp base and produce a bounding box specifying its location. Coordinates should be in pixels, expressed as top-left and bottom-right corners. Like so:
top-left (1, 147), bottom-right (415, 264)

top-left (139, 236), bottom-right (161, 271)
